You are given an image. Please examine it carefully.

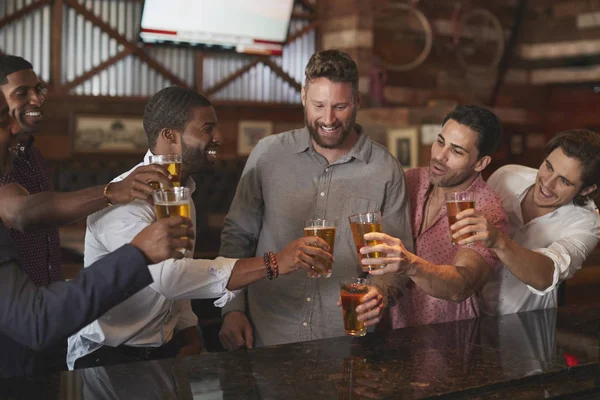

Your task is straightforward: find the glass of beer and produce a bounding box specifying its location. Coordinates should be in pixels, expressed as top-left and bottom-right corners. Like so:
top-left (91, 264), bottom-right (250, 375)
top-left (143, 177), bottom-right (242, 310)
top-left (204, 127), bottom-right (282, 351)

top-left (153, 187), bottom-right (192, 254)
top-left (147, 154), bottom-right (182, 188)
top-left (348, 212), bottom-right (386, 271)
top-left (304, 219), bottom-right (336, 278)
top-left (445, 191), bottom-right (476, 245)
top-left (339, 278), bottom-right (369, 337)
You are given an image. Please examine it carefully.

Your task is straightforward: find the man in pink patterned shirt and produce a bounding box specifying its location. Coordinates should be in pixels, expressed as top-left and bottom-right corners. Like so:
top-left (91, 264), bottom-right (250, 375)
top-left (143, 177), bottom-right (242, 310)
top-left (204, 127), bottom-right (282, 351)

top-left (361, 105), bottom-right (508, 328)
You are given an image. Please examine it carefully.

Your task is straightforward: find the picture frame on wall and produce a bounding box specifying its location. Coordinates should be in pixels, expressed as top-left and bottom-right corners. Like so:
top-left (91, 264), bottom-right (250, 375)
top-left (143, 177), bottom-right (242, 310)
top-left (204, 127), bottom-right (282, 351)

top-left (237, 120), bottom-right (273, 155)
top-left (387, 127), bottom-right (419, 169)
top-left (71, 113), bottom-right (147, 153)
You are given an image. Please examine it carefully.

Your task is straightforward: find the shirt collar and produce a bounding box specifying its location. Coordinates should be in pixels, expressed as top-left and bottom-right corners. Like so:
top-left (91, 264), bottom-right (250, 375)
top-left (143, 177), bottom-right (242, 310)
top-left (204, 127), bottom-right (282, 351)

top-left (292, 124), bottom-right (372, 164)
top-left (15, 135), bottom-right (35, 159)
top-left (144, 150), bottom-right (196, 193)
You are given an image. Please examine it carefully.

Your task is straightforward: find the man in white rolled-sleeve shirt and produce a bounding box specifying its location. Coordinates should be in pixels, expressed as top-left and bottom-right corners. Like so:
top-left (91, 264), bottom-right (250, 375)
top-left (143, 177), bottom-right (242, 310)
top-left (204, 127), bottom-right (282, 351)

top-left (451, 129), bottom-right (600, 315)
top-left (67, 87), bottom-right (334, 369)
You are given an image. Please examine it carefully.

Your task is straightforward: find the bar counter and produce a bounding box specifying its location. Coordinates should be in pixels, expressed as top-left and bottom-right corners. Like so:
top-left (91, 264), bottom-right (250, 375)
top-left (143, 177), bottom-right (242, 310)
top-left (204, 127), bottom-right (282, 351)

top-left (2, 303), bottom-right (600, 399)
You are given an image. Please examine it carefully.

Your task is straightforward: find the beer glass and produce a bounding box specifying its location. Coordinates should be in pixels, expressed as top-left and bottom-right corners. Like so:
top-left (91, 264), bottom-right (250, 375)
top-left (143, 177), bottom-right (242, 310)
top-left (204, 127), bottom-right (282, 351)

top-left (339, 278), bottom-right (369, 337)
top-left (153, 187), bottom-right (192, 254)
top-left (147, 154), bottom-right (182, 188)
top-left (445, 191), bottom-right (476, 245)
top-left (304, 219), bottom-right (336, 278)
top-left (348, 212), bottom-right (386, 271)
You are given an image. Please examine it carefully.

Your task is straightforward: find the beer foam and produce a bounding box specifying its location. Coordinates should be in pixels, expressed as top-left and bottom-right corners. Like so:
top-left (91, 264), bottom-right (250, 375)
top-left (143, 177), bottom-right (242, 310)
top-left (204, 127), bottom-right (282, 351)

top-left (155, 200), bottom-right (190, 206)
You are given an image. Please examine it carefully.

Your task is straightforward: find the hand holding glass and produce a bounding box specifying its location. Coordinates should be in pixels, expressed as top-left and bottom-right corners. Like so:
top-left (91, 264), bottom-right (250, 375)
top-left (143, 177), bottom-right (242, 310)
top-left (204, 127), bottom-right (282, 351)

top-left (349, 212), bottom-right (386, 271)
top-left (147, 154), bottom-right (182, 188)
top-left (340, 278), bottom-right (369, 337)
top-left (304, 219), bottom-right (335, 278)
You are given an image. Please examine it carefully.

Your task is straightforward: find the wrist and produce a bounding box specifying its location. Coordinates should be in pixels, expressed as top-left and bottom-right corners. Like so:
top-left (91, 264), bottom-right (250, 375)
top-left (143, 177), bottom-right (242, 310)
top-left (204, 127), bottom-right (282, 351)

top-left (492, 231), bottom-right (507, 251)
top-left (103, 182), bottom-right (117, 206)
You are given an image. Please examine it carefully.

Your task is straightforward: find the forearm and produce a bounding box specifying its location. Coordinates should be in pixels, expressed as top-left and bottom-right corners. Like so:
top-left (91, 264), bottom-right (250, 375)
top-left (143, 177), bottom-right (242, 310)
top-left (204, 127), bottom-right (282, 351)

top-left (493, 232), bottom-right (555, 291)
top-left (408, 255), bottom-right (482, 302)
top-left (226, 257), bottom-right (268, 290)
top-left (9, 186), bottom-right (107, 232)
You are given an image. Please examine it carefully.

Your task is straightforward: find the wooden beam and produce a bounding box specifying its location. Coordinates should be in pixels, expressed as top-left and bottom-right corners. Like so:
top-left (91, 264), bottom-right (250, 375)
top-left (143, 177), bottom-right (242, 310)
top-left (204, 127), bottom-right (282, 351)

top-left (262, 58), bottom-right (302, 92)
top-left (520, 39), bottom-right (600, 60)
top-left (0, 0), bottom-right (49, 30)
top-left (489, 0), bottom-right (528, 106)
top-left (204, 58), bottom-right (261, 97)
top-left (64, 0), bottom-right (192, 89)
top-left (50, 0), bottom-right (64, 93)
top-left (286, 21), bottom-right (320, 45)
top-left (195, 50), bottom-right (204, 93)
top-left (530, 65), bottom-right (600, 84)
top-left (61, 48), bottom-right (133, 92)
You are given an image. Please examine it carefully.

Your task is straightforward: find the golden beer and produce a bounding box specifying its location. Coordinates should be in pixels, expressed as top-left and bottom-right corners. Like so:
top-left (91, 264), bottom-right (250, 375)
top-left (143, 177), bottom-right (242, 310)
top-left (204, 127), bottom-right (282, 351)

top-left (348, 212), bottom-right (386, 271)
top-left (154, 200), bottom-right (191, 220)
top-left (148, 154), bottom-right (182, 189)
top-left (304, 226), bottom-right (336, 277)
top-left (445, 191), bottom-right (476, 245)
top-left (340, 279), bottom-right (369, 337)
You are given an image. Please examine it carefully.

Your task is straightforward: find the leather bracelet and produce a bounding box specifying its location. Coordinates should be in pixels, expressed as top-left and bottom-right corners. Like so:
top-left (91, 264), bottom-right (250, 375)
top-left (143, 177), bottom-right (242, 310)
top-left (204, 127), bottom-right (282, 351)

top-left (263, 252), bottom-right (274, 280)
top-left (103, 182), bottom-right (115, 206)
top-left (269, 251), bottom-right (279, 279)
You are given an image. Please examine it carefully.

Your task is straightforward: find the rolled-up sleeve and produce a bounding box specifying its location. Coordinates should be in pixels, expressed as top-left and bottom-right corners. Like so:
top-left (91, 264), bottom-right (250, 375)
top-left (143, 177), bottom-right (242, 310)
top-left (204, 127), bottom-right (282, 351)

top-left (529, 227), bottom-right (599, 295)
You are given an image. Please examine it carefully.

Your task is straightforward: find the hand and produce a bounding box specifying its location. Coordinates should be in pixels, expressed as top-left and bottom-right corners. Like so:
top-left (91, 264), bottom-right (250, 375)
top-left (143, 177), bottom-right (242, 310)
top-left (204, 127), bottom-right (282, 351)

top-left (130, 216), bottom-right (195, 264)
top-left (336, 285), bottom-right (384, 327)
top-left (451, 208), bottom-right (500, 248)
top-left (219, 311), bottom-right (254, 350)
top-left (276, 236), bottom-right (334, 276)
top-left (106, 164), bottom-right (173, 205)
top-left (360, 232), bottom-right (416, 276)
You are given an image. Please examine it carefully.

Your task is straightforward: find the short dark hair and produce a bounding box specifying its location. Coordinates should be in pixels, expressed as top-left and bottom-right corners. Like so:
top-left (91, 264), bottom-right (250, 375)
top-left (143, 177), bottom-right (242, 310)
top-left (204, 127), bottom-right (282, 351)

top-left (304, 49), bottom-right (359, 99)
top-left (0, 55), bottom-right (33, 85)
top-left (443, 104), bottom-right (502, 158)
top-left (143, 86), bottom-right (213, 149)
top-left (545, 129), bottom-right (600, 206)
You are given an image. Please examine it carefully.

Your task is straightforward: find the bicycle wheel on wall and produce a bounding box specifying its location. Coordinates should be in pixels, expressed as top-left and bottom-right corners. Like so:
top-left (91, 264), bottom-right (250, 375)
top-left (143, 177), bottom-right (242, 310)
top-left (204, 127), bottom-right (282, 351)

top-left (455, 8), bottom-right (505, 73)
top-left (373, 1), bottom-right (433, 72)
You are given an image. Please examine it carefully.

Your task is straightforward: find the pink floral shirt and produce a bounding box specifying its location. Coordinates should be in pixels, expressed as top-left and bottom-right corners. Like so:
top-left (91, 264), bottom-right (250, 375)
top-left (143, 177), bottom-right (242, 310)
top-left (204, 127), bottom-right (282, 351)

top-left (390, 167), bottom-right (508, 328)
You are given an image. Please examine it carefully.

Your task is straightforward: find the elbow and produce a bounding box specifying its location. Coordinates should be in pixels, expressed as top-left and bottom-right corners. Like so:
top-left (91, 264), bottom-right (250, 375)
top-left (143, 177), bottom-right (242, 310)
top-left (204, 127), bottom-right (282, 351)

top-left (4, 214), bottom-right (29, 233)
top-left (448, 291), bottom-right (471, 303)
top-left (529, 278), bottom-right (553, 293)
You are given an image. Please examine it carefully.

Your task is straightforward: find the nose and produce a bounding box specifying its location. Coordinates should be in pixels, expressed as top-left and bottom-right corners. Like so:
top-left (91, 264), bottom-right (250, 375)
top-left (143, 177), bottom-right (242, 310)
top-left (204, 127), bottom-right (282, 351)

top-left (434, 145), bottom-right (450, 163)
top-left (212, 127), bottom-right (223, 144)
top-left (322, 107), bottom-right (335, 126)
top-left (29, 89), bottom-right (44, 107)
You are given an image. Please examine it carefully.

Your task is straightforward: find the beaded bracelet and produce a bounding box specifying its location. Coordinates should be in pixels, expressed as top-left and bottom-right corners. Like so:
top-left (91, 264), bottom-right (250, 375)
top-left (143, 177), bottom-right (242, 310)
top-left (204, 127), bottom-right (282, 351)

top-left (263, 252), bottom-right (274, 280)
top-left (268, 251), bottom-right (279, 279)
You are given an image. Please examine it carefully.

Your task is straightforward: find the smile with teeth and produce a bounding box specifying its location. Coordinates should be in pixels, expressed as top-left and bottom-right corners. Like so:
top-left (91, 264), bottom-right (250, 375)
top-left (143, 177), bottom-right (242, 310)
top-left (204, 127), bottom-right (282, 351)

top-left (23, 111), bottom-right (42, 117)
top-left (320, 125), bottom-right (340, 133)
top-left (538, 184), bottom-right (553, 198)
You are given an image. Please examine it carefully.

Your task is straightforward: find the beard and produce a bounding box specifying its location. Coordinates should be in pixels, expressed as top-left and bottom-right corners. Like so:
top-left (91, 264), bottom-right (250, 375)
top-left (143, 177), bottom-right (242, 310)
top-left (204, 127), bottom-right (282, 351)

top-left (181, 140), bottom-right (219, 172)
top-left (428, 160), bottom-right (477, 188)
top-left (304, 107), bottom-right (357, 149)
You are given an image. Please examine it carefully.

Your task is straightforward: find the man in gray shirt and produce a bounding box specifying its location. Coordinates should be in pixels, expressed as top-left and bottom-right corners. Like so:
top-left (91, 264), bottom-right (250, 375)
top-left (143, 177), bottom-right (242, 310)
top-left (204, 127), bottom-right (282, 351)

top-left (219, 50), bottom-right (414, 349)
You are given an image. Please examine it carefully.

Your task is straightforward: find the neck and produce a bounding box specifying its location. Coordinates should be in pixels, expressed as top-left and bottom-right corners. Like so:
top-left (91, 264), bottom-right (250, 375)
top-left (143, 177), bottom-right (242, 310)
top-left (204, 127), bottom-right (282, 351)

top-left (312, 128), bottom-right (359, 164)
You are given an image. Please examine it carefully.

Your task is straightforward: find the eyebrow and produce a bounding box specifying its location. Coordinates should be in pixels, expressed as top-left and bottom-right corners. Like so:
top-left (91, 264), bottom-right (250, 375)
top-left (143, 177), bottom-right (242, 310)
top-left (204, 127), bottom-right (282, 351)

top-left (438, 134), bottom-right (470, 154)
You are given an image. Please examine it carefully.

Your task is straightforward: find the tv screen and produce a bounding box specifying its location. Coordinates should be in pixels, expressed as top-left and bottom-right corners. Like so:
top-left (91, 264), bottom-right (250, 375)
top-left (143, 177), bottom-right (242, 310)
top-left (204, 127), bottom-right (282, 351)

top-left (139, 0), bottom-right (295, 56)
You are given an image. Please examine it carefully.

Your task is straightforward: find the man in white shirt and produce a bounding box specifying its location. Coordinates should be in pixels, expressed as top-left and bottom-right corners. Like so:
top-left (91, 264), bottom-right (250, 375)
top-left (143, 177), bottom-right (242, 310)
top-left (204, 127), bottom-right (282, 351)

top-left (450, 129), bottom-right (600, 315)
top-left (67, 87), bottom-right (334, 369)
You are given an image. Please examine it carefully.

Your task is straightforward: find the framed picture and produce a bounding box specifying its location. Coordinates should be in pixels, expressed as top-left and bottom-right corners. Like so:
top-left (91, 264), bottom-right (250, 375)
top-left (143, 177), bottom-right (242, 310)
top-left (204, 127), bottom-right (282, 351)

top-left (238, 120), bottom-right (272, 155)
top-left (387, 127), bottom-right (419, 168)
top-left (71, 114), bottom-right (147, 153)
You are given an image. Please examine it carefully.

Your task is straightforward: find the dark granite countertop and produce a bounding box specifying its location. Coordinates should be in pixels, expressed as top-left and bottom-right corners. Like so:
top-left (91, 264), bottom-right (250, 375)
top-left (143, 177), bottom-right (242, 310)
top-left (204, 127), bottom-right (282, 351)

top-left (2, 303), bottom-right (600, 399)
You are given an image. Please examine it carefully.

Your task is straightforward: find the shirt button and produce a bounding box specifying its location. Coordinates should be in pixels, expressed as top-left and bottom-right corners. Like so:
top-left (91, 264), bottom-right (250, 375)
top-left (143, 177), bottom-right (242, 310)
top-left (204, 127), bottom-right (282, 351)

top-left (302, 322), bottom-right (308, 327)
top-left (325, 168), bottom-right (329, 172)
top-left (306, 297), bottom-right (311, 302)
top-left (320, 192), bottom-right (325, 197)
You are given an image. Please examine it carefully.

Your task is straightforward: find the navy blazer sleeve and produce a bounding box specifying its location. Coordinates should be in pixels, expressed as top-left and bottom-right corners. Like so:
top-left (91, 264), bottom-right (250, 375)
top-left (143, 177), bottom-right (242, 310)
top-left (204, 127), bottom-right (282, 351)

top-left (0, 238), bottom-right (153, 351)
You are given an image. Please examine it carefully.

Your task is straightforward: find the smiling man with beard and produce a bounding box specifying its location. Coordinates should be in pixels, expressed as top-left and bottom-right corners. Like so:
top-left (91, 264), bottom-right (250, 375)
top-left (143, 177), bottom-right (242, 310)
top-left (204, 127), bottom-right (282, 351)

top-left (68, 87), bottom-right (332, 369)
top-left (218, 50), bottom-right (413, 350)
top-left (359, 105), bottom-right (509, 329)
top-left (451, 129), bottom-right (600, 316)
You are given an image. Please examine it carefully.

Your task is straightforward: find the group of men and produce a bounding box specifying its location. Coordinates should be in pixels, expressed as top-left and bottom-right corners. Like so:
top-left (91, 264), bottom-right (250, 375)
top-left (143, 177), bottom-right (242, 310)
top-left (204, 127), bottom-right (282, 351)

top-left (0, 48), bottom-right (599, 376)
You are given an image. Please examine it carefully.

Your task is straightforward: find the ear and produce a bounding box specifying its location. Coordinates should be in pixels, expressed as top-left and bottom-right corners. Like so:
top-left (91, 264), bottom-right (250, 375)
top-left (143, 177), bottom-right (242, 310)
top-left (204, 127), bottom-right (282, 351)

top-left (301, 86), bottom-right (307, 107)
top-left (355, 91), bottom-right (362, 109)
top-left (473, 155), bottom-right (491, 172)
top-left (580, 184), bottom-right (598, 197)
top-left (160, 128), bottom-right (179, 144)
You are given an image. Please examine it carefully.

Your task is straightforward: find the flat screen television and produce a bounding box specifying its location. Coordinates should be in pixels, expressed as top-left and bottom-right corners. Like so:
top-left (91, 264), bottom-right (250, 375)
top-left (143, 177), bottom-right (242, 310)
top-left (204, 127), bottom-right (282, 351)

top-left (139, 0), bottom-right (295, 56)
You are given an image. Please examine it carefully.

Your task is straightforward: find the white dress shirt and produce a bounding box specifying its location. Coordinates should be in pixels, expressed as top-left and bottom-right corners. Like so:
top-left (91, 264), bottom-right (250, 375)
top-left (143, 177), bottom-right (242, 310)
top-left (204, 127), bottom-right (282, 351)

top-left (481, 165), bottom-right (600, 316)
top-left (67, 151), bottom-right (237, 369)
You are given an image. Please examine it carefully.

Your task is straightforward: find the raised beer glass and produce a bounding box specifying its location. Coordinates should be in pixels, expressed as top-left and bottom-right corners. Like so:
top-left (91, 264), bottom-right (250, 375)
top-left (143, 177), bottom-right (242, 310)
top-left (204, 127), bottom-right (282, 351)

top-left (147, 154), bottom-right (182, 188)
top-left (348, 212), bottom-right (386, 271)
top-left (304, 219), bottom-right (336, 278)
top-left (339, 278), bottom-right (369, 337)
top-left (153, 187), bottom-right (192, 254)
top-left (445, 191), bottom-right (476, 245)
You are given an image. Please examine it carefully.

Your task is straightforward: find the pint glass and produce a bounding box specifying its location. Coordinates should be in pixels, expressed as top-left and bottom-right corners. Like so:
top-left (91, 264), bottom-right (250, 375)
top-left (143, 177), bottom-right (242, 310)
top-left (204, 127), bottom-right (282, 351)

top-left (348, 212), bottom-right (386, 271)
top-left (304, 219), bottom-right (336, 278)
top-left (148, 154), bottom-right (182, 188)
top-left (445, 191), bottom-right (476, 245)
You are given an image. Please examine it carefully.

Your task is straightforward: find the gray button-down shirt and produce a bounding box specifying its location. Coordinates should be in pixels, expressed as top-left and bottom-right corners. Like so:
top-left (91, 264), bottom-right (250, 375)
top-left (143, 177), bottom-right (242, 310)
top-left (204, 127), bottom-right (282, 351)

top-left (220, 126), bottom-right (413, 347)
